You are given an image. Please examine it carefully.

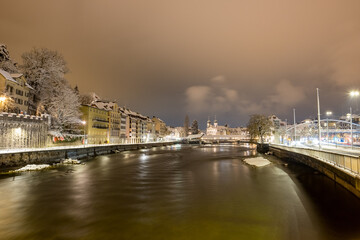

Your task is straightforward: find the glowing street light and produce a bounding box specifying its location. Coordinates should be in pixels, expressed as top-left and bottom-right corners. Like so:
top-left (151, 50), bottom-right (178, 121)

top-left (0, 96), bottom-right (7, 112)
top-left (325, 111), bottom-right (333, 144)
top-left (349, 90), bottom-right (360, 97)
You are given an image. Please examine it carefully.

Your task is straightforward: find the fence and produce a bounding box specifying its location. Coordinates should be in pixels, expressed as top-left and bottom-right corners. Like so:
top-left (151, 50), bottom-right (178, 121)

top-left (271, 144), bottom-right (360, 175)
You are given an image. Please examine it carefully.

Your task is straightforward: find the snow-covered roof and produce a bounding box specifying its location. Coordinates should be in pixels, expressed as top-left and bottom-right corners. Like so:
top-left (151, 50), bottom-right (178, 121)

top-left (119, 107), bottom-right (147, 119)
top-left (0, 69), bottom-right (17, 83)
top-left (10, 73), bottom-right (23, 78)
top-left (0, 69), bottom-right (34, 90)
top-left (25, 83), bottom-right (34, 90)
top-left (90, 100), bottom-right (122, 112)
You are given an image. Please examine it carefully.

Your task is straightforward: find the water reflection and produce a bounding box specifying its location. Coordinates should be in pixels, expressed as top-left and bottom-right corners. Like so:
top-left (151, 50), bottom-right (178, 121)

top-left (0, 145), bottom-right (360, 239)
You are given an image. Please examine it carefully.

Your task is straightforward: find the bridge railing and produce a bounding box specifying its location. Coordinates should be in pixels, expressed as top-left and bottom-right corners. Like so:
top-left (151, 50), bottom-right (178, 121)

top-left (270, 144), bottom-right (360, 175)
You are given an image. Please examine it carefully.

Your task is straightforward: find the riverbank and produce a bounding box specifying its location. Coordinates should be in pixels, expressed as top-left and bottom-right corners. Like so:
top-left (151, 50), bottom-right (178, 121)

top-left (270, 144), bottom-right (360, 198)
top-left (0, 141), bottom-right (177, 170)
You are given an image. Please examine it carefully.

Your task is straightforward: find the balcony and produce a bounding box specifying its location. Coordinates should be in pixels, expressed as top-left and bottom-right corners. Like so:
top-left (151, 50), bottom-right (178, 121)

top-left (93, 118), bottom-right (108, 123)
top-left (92, 125), bottom-right (108, 129)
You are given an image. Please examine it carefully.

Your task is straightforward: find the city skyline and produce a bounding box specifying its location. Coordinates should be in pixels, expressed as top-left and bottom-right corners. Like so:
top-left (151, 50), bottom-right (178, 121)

top-left (1, 0), bottom-right (360, 128)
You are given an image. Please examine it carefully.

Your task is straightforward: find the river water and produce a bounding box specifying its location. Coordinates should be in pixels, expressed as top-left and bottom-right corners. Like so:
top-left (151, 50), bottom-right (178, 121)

top-left (1, 144), bottom-right (360, 240)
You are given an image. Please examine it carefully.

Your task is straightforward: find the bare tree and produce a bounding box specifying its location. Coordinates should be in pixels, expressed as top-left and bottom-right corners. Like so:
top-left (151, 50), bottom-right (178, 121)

top-left (20, 48), bottom-right (80, 130)
top-left (79, 93), bottom-right (96, 105)
top-left (247, 114), bottom-right (273, 143)
top-left (47, 85), bottom-right (81, 127)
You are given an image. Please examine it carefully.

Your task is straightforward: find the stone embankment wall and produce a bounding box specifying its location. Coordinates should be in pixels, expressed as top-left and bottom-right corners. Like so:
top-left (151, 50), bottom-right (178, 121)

top-left (0, 142), bottom-right (175, 169)
top-left (0, 113), bottom-right (48, 149)
top-left (270, 145), bottom-right (360, 198)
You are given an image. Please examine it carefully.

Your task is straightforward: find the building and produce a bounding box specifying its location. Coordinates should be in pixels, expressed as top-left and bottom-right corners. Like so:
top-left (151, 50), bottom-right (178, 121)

top-left (91, 101), bottom-right (122, 144)
top-left (146, 118), bottom-right (156, 142)
top-left (268, 115), bottom-right (287, 143)
top-left (226, 127), bottom-right (250, 138)
top-left (206, 118), bottom-right (227, 136)
top-left (0, 69), bottom-right (33, 114)
top-left (152, 116), bottom-right (167, 138)
top-left (119, 108), bottom-right (128, 142)
top-left (340, 113), bottom-right (360, 125)
top-left (120, 107), bottom-right (148, 143)
top-left (80, 104), bottom-right (109, 144)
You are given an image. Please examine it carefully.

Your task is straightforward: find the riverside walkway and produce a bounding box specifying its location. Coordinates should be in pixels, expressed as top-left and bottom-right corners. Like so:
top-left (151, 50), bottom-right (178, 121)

top-left (270, 143), bottom-right (360, 197)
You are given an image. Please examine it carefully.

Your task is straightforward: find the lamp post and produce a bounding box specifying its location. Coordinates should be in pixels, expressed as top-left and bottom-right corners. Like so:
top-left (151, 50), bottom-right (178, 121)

top-left (350, 107), bottom-right (353, 149)
top-left (81, 120), bottom-right (86, 148)
top-left (326, 111), bottom-right (332, 144)
top-left (293, 108), bottom-right (296, 145)
top-left (317, 88), bottom-right (321, 149)
top-left (349, 90), bottom-right (359, 149)
top-left (350, 90), bottom-right (359, 113)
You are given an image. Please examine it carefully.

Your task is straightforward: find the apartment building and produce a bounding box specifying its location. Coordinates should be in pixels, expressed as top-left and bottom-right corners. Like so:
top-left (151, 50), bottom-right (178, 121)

top-left (0, 69), bottom-right (33, 114)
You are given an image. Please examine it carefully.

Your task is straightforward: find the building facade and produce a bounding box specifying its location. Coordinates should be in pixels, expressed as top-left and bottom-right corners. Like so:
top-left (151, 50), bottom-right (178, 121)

top-left (206, 118), bottom-right (227, 136)
top-left (152, 116), bottom-right (167, 139)
top-left (0, 69), bottom-right (33, 114)
top-left (80, 105), bottom-right (109, 144)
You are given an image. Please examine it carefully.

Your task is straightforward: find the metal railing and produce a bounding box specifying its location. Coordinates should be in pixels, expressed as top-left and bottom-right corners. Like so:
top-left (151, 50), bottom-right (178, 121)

top-left (271, 144), bottom-right (360, 176)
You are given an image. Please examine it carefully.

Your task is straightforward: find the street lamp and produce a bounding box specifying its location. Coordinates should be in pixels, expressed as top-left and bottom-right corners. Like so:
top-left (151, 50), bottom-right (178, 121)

top-left (326, 111), bottom-right (332, 144)
top-left (0, 95), bottom-right (7, 112)
top-left (81, 120), bottom-right (86, 147)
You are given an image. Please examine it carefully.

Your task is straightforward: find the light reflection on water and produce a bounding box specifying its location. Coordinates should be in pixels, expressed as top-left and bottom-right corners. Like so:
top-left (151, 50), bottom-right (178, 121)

top-left (0, 145), bottom-right (360, 239)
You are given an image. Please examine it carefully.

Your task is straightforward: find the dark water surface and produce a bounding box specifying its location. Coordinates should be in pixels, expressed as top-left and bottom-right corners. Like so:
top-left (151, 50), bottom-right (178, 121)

top-left (1, 144), bottom-right (360, 240)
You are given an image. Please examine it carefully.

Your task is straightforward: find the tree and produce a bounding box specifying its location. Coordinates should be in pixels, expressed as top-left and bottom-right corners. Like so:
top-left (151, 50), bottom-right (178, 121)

top-left (20, 48), bottom-right (80, 130)
top-left (247, 114), bottom-right (273, 143)
top-left (74, 85), bottom-right (79, 95)
top-left (47, 85), bottom-right (81, 127)
top-left (191, 120), bottom-right (199, 134)
top-left (184, 115), bottom-right (189, 137)
top-left (79, 92), bottom-right (97, 105)
top-left (0, 44), bottom-right (18, 73)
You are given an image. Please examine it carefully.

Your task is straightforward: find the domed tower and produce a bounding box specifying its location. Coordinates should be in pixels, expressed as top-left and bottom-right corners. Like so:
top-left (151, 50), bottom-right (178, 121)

top-left (214, 115), bottom-right (218, 127)
top-left (207, 116), bottom-right (211, 128)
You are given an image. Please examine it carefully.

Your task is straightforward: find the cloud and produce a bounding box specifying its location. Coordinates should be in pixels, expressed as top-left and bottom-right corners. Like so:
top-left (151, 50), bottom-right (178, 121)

top-left (268, 80), bottom-right (305, 107)
top-left (186, 77), bottom-right (305, 117)
top-left (210, 75), bottom-right (226, 84)
top-left (185, 86), bottom-right (211, 112)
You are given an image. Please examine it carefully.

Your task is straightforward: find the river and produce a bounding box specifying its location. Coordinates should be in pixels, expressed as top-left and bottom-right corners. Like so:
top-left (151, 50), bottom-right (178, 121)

top-left (1, 144), bottom-right (360, 240)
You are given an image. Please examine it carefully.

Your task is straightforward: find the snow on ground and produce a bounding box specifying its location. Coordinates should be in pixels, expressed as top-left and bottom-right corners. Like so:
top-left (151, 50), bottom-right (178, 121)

top-left (244, 157), bottom-right (271, 167)
top-left (61, 158), bottom-right (81, 164)
top-left (14, 164), bottom-right (51, 172)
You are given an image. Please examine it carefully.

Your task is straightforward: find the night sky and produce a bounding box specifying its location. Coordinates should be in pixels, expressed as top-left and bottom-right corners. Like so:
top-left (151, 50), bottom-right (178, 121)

top-left (1, 0), bottom-right (360, 128)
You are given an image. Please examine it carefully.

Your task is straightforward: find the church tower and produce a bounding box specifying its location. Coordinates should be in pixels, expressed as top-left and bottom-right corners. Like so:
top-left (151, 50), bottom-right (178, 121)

top-left (207, 116), bottom-right (211, 128)
top-left (214, 115), bottom-right (218, 127)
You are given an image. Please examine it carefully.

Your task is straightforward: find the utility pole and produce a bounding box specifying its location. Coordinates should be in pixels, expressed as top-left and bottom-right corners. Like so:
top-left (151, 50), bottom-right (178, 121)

top-left (293, 109), bottom-right (296, 145)
top-left (350, 107), bottom-right (353, 149)
top-left (317, 88), bottom-right (321, 149)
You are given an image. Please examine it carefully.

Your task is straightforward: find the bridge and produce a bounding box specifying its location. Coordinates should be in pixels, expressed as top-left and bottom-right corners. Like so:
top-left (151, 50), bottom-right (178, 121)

top-left (202, 135), bottom-right (252, 143)
top-left (180, 134), bottom-right (257, 149)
